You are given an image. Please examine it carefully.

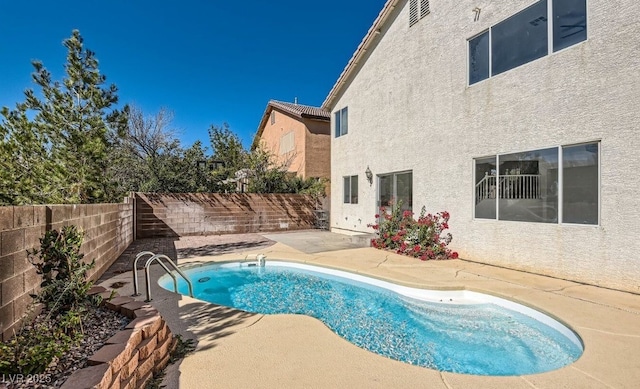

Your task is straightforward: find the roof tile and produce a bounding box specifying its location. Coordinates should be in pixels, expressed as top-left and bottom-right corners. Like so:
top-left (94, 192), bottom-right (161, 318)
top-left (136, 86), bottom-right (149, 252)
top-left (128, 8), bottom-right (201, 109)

top-left (269, 100), bottom-right (330, 120)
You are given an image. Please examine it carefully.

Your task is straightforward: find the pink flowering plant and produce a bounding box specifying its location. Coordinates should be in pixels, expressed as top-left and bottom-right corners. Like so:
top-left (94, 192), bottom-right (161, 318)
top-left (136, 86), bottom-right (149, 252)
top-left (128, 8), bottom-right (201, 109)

top-left (368, 201), bottom-right (458, 260)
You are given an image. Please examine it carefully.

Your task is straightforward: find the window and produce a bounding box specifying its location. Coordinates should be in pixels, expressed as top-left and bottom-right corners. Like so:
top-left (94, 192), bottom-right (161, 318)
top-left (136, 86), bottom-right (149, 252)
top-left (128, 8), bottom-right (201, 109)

top-left (409, 0), bottom-right (430, 27)
top-left (474, 141), bottom-right (599, 225)
top-left (279, 131), bottom-right (294, 155)
top-left (562, 143), bottom-right (598, 224)
top-left (343, 175), bottom-right (358, 204)
top-left (379, 171), bottom-right (413, 211)
top-left (492, 1), bottom-right (548, 77)
top-left (553, 0), bottom-right (587, 52)
top-left (498, 147), bottom-right (558, 223)
top-left (270, 111), bottom-right (275, 125)
top-left (334, 107), bottom-right (348, 137)
top-left (469, 31), bottom-right (490, 85)
top-left (468, 0), bottom-right (587, 85)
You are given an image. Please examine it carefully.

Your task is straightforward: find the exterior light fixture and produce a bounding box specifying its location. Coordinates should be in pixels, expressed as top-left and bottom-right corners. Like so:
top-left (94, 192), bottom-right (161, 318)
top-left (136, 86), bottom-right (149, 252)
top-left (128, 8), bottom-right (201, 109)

top-left (365, 166), bottom-right (373, 186)
top-left (473, 7), bottom-right (481, 22)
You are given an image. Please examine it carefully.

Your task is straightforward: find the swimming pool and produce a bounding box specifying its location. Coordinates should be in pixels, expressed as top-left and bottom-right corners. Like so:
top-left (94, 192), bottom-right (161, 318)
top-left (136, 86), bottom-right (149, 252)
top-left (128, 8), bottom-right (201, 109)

top-left (159, 260), bottom-right (583, 376)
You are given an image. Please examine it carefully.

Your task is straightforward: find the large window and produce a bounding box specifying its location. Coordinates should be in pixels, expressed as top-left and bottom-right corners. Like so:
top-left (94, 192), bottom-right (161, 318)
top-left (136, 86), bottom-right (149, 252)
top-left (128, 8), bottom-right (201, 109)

top-left (492, 0), bottom-right (548, 77)
top-left (343, 175), bottom-right (358, 204)
top-left (334, 107), bottom-right (348, 137)
top-left (474, 142), bottom-right (599, 225)
top-left (468, 0), bottom-right (587, 85)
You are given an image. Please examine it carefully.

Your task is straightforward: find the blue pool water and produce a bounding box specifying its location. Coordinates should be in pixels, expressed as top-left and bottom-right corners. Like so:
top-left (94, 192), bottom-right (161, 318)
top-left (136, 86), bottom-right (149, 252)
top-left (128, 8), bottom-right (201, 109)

top-left (159, 261), bottom-right (583, 376)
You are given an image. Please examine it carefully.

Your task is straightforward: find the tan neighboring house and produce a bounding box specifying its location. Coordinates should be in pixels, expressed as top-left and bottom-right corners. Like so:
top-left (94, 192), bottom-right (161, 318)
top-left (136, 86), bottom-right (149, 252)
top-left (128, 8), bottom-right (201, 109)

top-left (252, 100), bottom-right (330, 180)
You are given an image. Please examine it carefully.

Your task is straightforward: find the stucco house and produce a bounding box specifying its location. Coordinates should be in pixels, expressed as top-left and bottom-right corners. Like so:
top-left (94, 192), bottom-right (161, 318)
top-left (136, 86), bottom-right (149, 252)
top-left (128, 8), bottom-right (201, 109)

top-left (323, 0), bottom-right (640, 293)
top-left (252, 100), bottom-right (331, 180)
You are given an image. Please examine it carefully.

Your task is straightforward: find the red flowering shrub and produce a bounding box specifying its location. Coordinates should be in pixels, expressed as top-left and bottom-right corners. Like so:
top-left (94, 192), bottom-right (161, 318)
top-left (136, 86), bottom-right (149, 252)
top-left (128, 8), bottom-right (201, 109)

top-left (367, 201), bottom-right (458, 260)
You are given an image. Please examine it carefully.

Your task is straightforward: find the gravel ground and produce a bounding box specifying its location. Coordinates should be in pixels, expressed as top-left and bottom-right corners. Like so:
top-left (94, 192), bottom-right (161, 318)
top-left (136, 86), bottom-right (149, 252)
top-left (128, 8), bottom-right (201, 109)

top-left (5, 305), bottom-right (131, 389)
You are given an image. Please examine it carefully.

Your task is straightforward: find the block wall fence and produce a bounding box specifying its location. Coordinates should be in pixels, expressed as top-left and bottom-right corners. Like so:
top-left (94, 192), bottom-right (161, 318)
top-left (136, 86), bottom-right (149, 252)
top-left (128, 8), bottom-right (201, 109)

top-left (0, 199), bottom-right (135, 341)
top-left (0, 193), bottom-right (318, 341)
top-left (135, 193), bottom-right (317, 238)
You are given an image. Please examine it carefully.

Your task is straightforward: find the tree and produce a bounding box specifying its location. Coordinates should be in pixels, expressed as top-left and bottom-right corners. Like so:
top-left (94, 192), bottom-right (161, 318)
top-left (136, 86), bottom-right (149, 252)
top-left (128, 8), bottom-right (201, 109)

top-left (0, 103), bottom-right (58, 204)
top-left (111, 106), bottom-right (179, 192)
top-left (207, 123), bottom-right (328, 195)
top-left (0, 30), bottom-right (127, 205)
top-left (110, 106), bottom-right (213, 193)
top-left (208, 123), bottom-right (249, 192)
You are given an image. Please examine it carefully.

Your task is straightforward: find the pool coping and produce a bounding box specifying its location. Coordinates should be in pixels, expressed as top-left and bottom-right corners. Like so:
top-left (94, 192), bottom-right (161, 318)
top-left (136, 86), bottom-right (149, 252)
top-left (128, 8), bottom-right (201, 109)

top-left (99, 239), bottom-right (640, 388)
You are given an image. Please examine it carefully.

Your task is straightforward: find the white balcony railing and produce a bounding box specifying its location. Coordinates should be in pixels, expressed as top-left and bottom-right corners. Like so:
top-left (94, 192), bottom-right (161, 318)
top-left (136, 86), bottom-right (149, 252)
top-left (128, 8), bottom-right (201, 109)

top-left (475, 174), bottom-right (541, 204)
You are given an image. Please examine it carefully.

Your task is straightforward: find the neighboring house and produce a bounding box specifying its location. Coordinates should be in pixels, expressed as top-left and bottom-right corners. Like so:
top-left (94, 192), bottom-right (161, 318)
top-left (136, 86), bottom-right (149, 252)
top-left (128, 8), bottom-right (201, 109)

top-left (252, 100), bottom-right (331, 180)
top-left (323, 0), bottom-right (640, 293)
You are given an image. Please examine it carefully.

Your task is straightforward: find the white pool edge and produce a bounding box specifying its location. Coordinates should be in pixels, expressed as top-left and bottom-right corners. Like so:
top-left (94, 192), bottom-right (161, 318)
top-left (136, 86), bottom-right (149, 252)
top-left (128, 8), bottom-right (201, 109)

top-left (163, 259), bottom-right (584, 351)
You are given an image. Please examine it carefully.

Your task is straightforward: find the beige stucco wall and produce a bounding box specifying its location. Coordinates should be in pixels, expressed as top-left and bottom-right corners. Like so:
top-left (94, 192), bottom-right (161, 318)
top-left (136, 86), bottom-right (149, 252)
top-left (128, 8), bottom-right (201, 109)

top-left (303, 119), bottom-right (331, 179)
top-left (330, 0), bottom-right (640, 293)
top-left (258, 109), bottom-right (330, 179)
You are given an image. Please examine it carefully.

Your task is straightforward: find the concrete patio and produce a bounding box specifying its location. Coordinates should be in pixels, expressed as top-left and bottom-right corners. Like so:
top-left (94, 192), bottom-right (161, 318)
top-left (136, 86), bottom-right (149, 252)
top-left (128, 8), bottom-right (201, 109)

top-left (98, 231), bottom-right (640, 388)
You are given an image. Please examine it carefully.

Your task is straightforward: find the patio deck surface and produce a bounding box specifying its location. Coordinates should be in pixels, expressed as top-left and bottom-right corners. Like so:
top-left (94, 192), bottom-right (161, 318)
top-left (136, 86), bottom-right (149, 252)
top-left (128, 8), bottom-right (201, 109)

top-left (99, 231), bottom-right (640, 388)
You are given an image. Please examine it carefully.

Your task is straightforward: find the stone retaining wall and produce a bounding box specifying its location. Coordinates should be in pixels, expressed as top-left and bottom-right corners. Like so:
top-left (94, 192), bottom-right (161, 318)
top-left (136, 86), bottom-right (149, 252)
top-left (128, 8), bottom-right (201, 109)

top-left (60, 286), bottom-right (176, 389)
top-left (0, 199), bottom-right (134, 341)
top-left (135, 193), bottom-right (317, 238)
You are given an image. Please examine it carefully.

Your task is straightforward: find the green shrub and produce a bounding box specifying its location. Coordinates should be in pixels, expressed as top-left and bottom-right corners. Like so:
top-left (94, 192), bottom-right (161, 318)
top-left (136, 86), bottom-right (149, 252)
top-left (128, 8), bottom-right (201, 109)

top-left (0, 317), bottom-right (73, 375)
top-left (27, 225), bottom-right (95, 315)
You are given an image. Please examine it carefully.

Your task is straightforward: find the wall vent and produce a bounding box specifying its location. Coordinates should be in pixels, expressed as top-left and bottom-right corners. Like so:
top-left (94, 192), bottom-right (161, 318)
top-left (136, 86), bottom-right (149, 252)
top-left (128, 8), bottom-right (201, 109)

top-left (420, 0), bottom-right (430, 18)
top-left (409, 0), bottom-right (419, 27)
top-left (410, 0), bottom-right (431, 27)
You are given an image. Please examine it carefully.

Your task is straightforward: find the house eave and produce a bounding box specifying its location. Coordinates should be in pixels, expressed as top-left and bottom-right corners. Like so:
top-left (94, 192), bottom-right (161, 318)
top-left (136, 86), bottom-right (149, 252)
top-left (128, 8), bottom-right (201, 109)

top-left (321, 0), bottom-right (400, 111)
top-left (251, 101), bottom-right (330, 150)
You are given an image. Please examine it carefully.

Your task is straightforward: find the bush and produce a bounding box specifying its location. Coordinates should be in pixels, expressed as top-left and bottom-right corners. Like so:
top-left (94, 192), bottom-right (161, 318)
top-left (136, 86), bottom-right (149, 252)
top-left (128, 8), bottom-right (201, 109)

top-left (27, 225), bottom-right (96, 315)
top-left (0, 318), bottom-right (73, 375)
top-left (368, 201), bottom-right (458, 260)
top-left (0, 225), bottom-right (96, 375)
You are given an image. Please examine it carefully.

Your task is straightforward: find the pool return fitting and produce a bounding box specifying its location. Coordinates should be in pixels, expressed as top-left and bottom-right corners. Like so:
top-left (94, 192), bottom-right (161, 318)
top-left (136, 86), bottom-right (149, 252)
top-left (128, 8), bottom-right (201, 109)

top-left (132, 251), bottom-right (194, 302)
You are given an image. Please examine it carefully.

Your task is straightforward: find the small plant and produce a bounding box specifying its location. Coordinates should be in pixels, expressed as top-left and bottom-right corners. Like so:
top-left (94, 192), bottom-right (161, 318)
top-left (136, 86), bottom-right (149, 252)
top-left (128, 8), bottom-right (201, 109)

top-left (368, 201), bottom-right (458, 260)
top-left (27, 225), bottom-right (96, 315)
top-left (0, 314), bottom-right (73, 375)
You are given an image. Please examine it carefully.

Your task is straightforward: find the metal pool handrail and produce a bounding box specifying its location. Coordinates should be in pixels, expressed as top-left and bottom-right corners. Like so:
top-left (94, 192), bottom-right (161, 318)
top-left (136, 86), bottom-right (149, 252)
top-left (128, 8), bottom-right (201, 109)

top-left (132, 251), bottom-right (156, 297)
top-left (132, 251), bottom-right (194, 301)
top-left (143, 254), bottom-right (194, 302)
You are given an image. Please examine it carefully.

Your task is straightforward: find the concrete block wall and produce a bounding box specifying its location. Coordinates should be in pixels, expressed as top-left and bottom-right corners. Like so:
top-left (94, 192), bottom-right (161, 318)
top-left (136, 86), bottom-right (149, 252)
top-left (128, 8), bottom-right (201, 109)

top-left (135, 193), bottom-right (316, 238)
top-left (0, 199), bottom-right (134, 341)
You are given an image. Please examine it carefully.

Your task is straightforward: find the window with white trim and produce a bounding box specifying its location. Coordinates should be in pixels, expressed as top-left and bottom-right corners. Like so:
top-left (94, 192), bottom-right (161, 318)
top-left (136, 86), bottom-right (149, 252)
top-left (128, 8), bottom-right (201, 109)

top-left (334, 107), bottom-right (348, 137)
top-left (474, 141), bottom-right (599, 225)
top-left (343, 175), bottom-right (358, 204)
top-left (270, 111), bottom-right (275, 125)
top-left (468, 0), bottom-right (587, 85)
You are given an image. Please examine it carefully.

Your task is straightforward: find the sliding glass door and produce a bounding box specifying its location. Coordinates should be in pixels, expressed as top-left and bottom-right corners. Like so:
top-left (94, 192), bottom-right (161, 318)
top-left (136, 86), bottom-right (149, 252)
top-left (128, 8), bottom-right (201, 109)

top-left (378, 171), bottom-right (413, 212)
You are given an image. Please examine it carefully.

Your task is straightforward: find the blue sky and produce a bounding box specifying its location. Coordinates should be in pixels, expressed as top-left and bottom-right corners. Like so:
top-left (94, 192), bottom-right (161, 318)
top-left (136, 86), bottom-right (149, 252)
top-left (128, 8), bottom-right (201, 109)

top-left (0, 0), bottom-right (387, 149)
